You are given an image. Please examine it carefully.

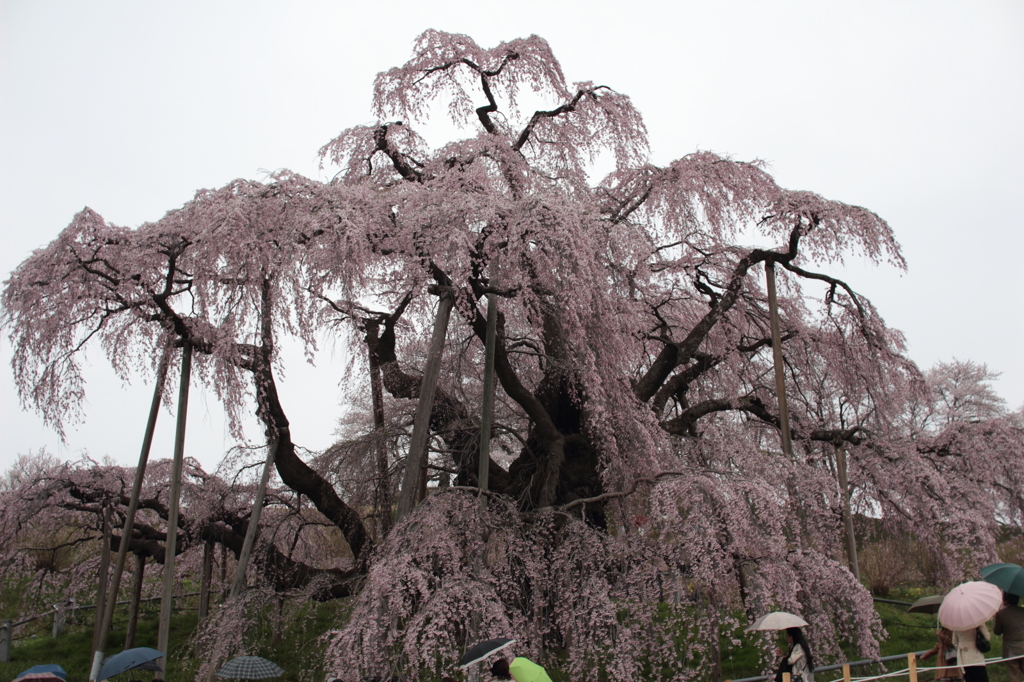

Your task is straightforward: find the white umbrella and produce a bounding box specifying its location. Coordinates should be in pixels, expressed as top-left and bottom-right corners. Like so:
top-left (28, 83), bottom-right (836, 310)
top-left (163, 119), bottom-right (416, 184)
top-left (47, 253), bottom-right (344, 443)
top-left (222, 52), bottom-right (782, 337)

top-left (746, 611), bottom-right (809, 632)
top-left (938, 581), bottom-right (1003, 631)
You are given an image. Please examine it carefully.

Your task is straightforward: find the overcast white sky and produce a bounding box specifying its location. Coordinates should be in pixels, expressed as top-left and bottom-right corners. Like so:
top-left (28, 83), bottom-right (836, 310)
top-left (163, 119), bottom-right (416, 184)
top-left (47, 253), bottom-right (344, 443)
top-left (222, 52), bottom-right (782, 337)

top-left (2, 0), bottom-right (1022, 475)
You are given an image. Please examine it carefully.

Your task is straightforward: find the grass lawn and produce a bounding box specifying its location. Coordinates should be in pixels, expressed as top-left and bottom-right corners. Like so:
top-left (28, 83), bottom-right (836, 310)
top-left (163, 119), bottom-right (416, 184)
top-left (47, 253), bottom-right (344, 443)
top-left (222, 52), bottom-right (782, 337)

top-left (1, 590), bottom-right (1015, 682)
top-left (0, 597), bottom-right (345, 682)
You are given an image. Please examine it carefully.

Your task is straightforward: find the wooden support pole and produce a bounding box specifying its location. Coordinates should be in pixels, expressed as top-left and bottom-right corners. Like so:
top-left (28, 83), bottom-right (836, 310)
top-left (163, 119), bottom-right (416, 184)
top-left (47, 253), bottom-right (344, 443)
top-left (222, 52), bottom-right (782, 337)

top-left (0, 620), bottom-right (10, 662)
top-left (396, 291), bottom-right (454, 521)
top-left (52, 604), bottom-right (65, 638)
top-left (908, 652), bottom-right (918, 682)
top-left (477, 283), bottom-right (498, 508)
top-left (367, 343), bottom-right (392, 538)
top-left (842, 664), bottom-right (851, 682)
top-left (229, 430), bottom-right (281, 599)
top-left (198, 539), bottom-right (214, 622)
top-left (835, 443), bottom-right (861, 580)
top-left (124, 554), bottom-right (145, 649)
top-left (90, 353), bottom-right (169, 681)
top-left (272, 595), bottom-right (284, 645)
top-left (157, 341), bottom-right (193, 675)
top-left (92, 505), bottom-right (112, 653)
top-left (765, 261), bottom-right (793, 459)
top-left (783, 672), bottom-right (791, 682)
top-left (220, 542), bottom-right (228, 601)
top-left (204, 430), bottom-right (280, 682)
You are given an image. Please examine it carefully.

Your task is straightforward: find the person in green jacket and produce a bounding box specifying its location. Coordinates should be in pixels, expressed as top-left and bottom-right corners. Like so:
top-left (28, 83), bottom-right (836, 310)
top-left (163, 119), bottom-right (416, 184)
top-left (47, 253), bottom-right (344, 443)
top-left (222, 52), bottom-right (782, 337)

top-left (490, 657), bottom-right (553, 682)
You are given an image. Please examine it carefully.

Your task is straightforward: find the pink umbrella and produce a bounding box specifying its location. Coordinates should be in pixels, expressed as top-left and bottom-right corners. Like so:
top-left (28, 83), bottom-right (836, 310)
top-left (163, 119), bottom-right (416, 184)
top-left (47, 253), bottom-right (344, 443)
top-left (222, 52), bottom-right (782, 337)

top-left (938, 580), bottom-right (1003, 631)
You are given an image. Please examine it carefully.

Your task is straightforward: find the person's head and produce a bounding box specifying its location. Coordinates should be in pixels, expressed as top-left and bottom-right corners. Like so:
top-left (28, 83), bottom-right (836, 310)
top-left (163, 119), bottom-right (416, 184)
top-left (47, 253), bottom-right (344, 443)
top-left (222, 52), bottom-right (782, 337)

top-left (1005, 592), bottom-right (1020, 607)
top-left (490, 658), bottom-right (512, 680)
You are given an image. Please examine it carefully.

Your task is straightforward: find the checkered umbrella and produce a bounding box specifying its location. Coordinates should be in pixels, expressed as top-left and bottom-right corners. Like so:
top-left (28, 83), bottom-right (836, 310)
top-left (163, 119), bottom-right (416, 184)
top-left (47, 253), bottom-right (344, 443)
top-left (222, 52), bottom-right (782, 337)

top-left (216, 655), bottom-right (285, 679)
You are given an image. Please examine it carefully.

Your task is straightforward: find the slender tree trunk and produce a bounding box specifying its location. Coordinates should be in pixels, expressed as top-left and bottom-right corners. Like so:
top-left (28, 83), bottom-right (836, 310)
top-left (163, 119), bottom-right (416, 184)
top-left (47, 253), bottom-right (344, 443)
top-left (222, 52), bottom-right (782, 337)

top-left (708, 605), bottom-right (723, 682)
top-left (396, 291), bottom-right (454, 521)
top-left (90, 352), bottom-right (169, 681)
top-left (157, 341), bottom-right (193, 675)
top-left (368, 344), bottom-right (392, 538)
top-left (124, 554), bottom-right (146, 649)
top-left (765, 261), bottom-right (793, 459)
top-left (229, 431), bottom-right (281, 598)
top-left (198, 539), bottom-right (214, 622)
top-left (92, 505), bottom-right (111, 654)
top-left (835, 443), bottom-right (861, 580)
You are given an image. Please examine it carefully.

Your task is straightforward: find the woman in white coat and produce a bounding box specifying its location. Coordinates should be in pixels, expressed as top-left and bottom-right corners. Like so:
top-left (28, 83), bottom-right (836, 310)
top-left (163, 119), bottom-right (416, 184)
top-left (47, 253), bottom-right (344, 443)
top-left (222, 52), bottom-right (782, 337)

top-left (951, 624), bottom-right (991, 682)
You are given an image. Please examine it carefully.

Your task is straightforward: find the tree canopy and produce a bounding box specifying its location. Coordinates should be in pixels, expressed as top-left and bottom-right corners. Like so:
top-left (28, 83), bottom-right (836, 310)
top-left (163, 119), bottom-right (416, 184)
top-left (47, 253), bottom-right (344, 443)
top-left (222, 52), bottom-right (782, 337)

top-left (2, 30), bottom-right (1022, 682)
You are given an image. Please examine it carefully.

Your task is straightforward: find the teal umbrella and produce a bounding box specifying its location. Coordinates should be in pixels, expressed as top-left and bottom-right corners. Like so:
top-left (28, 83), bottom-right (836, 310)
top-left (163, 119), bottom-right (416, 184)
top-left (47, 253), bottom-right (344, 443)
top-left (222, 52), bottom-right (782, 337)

top-left (980, 563), bottom-right (1024, 597)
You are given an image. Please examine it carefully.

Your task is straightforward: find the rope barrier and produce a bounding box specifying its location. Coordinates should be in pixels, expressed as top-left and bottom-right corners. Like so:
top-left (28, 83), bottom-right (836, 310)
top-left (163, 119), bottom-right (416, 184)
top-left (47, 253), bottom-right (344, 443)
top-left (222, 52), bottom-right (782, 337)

top-left (825, 653), bottom-right (1024, 682)
top-left (729, 652), bottom-right (1024, 682)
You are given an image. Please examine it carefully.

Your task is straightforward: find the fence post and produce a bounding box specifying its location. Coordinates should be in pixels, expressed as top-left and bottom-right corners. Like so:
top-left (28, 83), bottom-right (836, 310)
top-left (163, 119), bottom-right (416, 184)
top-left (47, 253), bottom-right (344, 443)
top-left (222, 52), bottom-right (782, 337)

top-left (908, 653), bottom-right (917, 682)
top-left (0, 620), bottom-right (11, 662)
top-left (843, 664), bottom-right (851, 682)
top-left (52, 604), bottom-right (66, 638)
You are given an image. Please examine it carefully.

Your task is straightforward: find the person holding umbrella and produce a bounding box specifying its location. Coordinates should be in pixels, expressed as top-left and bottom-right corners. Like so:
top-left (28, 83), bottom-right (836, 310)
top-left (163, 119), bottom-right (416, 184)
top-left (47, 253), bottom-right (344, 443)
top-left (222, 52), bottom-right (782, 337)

top-left (776, 628), bottom-right (815, 682)
top-left (940, 581), bottom-right (1001, 682)
top-left (951, 624), bottom-right (991, 682)
top-left (994, 592), bottom-right (1024, 682)
top-left (744, 612), bottom-right (812, 682)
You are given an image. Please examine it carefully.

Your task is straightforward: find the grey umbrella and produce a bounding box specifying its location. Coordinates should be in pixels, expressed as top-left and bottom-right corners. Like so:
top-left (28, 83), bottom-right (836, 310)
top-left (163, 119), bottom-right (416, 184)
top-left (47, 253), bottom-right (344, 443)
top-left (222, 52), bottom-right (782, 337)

top-left (907, 595), bottom-right (945, 614)
top-left (216, 655), bottom-right (285, 680)
top-left (97, 647), bottom-right (164, 681)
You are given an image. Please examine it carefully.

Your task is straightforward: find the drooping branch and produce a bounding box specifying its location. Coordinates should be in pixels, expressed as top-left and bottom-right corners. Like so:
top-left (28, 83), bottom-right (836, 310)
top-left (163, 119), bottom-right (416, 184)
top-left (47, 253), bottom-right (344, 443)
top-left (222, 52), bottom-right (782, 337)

top-left (514, 86), bottom-right (605, 152)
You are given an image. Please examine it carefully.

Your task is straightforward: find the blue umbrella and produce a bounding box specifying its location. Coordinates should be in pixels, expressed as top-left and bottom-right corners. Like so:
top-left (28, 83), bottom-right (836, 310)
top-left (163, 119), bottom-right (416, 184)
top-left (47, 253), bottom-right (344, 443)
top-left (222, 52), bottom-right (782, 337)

top-left (17, 666), bottom-right (67, 680)
top-left (97, 647), bottom-right (164, 681)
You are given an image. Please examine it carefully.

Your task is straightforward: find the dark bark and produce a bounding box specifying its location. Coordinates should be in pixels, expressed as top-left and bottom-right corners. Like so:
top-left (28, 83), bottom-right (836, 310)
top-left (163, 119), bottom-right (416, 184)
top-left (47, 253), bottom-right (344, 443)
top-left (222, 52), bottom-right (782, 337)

top-left (365, 299), bottom-right (510, 493)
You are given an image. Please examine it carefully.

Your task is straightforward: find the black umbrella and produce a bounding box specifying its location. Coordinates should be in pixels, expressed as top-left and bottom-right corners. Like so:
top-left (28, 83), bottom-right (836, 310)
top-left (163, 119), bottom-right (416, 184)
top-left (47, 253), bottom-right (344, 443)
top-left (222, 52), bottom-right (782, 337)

top-left (458, 638), bottom-right (516, 668)
top-left (216, 655), bottom-right (285, 680)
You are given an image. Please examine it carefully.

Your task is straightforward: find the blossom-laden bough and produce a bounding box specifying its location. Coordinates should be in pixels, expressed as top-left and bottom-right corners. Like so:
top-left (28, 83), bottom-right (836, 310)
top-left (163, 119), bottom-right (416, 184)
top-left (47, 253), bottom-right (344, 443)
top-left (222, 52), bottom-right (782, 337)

top-left (3, 30), bottom-right (1023, 682)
